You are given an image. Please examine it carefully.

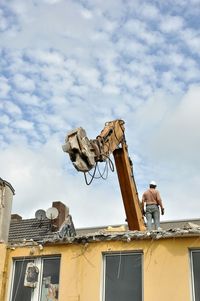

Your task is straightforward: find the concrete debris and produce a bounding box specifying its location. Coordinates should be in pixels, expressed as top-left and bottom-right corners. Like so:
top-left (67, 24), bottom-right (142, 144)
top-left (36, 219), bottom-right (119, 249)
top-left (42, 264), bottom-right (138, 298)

top-left (105, 225), bottom-right (127, 232)
top-left (8, 223), bottom-right (200, 247)
top-left (184, 222), bottom-right (200, 230)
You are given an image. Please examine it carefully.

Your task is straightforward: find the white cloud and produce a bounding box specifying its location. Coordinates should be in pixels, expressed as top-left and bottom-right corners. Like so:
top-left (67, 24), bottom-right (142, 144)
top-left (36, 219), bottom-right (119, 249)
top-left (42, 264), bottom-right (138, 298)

top-left (117, 38), bottom-right (147, 58)
top-left (160, 15), bottom-right (184, 33)
top-left (124, 19), bottom-right (146, 33)
top-left (27, 49), bottom-right (65, 66)
top-left (102, 84), bottom-right (120, 95)
top-left (0, 114), bottom-right (10, 125)
top-left (140, 3), bottom-right (159, 19)
top-left (13, 92), bottom-right (41, 106)
top-left (186, 35), bottom-right (200, 54)
top-left (168, 52), bottom-right (184, 67)
top-left (43, 0), bottom-right (63, 4)
top-left (8, 1), bottom-right (28, 16)
top-left (0, 9), bottom-right (9, 31)
top-left (12, 74), bottom-right (35, 92)
top-left (12, 120), bottom-right (34, 131)
top-left (81, 9), bottom-right (93, 19)
top-left (124, 19), bottom-right (164, 46)
top-left (3, 101), bottom-right (22, 116)
top-left (0, 77), bottom-right (10, 98)
top-left (148, 85), bottom-right (200, 166)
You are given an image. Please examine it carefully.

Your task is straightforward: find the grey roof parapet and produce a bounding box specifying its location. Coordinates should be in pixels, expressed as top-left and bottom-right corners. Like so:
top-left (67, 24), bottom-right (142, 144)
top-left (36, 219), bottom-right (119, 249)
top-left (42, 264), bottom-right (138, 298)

top-left (8, 220), bottom-right (200, 246)
top-left (8, 227), bottom-right (200, 248)
top-left (0, 178), bottom-right (15, 195)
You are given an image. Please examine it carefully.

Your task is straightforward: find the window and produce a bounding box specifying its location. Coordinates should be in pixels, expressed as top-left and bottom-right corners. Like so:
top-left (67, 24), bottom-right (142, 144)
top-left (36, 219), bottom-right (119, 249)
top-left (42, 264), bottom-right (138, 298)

top-left (102, 252), bottom-right (143, 301)
top-left (9, 256), bottom-right (60, 301)
top-left (191, 250), bottom-right (200, 301)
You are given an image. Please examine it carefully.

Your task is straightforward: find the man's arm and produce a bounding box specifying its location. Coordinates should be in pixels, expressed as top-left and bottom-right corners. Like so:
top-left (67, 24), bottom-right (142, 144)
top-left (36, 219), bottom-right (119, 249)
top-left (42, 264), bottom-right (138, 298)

top-left (156, 191), bottom-right (165, 215)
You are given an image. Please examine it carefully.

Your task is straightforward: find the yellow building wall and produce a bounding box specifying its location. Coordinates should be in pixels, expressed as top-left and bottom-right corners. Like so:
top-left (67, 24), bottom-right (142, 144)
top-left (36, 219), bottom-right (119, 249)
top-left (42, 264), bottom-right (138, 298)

top-left (0, 243), bottom-right (7, 300)
top-left (3, 237), bottom-right (200, 301)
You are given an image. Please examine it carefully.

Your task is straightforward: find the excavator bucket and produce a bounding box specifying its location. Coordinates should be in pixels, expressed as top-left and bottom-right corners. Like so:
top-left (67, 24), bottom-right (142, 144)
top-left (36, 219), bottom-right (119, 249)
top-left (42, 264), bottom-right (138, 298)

top-left (62, 128), bottom-right (96, 172)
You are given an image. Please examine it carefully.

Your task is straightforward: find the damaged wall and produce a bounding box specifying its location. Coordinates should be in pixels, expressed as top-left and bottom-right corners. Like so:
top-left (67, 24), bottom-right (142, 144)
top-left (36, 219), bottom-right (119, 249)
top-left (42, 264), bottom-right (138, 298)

top-left (3, 236), bottom-right (199, 301)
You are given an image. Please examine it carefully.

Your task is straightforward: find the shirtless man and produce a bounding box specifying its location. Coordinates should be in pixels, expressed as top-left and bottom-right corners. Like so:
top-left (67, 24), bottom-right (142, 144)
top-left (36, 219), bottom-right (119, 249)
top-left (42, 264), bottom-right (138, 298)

top-left (142, 181), bottom-right (164, 231)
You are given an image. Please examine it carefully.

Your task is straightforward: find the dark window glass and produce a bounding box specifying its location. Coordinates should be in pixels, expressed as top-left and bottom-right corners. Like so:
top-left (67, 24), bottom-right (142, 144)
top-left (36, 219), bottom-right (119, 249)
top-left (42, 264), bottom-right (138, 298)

top-left (40, 257), bottom-right (60, 301)
top-left (11, 259), bottom-right (33, 301)
top-left (104, 253), bottom-right (142, 301)
top-left (192, 251), bottom-right (200, 300)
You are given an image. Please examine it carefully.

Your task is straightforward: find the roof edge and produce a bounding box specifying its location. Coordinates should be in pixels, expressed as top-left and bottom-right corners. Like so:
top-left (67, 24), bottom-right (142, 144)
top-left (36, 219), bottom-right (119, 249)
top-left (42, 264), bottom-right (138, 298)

top-left (0, 178), bottom-right (15, 195)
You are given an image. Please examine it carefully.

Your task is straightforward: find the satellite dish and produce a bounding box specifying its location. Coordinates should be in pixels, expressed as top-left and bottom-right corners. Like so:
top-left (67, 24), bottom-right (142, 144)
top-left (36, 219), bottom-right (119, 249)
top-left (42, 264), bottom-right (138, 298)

top-left (46, 207), bottom-right (59, 220)
top-left (35, 209), bottom-right (46, 220)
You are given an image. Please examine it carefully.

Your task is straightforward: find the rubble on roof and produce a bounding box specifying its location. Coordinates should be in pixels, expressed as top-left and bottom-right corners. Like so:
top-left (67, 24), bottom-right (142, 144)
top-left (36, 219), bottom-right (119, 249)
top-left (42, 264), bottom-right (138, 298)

top-left (50, 227), bottom-right (200, 244)
top-left (183, 222), bottom-right (200, 230)
top-left (105, 225), bottom-right (127, 232)
top-left (8, 223), bottom-right (200, 248)
top-left (8, 215), bottom-right (200, 248)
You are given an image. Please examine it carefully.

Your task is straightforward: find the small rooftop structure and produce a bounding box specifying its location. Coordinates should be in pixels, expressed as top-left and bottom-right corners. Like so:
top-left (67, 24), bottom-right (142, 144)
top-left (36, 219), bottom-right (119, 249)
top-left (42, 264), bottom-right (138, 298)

top-left (0, 178), bottom-right (15, 242)
top-left (0, 178), bottom-right (15, 195)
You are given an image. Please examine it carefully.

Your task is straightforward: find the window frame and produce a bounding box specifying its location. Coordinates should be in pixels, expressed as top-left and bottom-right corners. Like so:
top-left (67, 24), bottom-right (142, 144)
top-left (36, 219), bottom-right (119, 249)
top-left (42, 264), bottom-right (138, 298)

top-left (8, 257), bottom-right (35, 301)
top-left (102, 251), bottom-right (143, 301)
top-left (8, 255), bottom-right (61, 301)
top-left (190, 249), bottom-right (200, 301)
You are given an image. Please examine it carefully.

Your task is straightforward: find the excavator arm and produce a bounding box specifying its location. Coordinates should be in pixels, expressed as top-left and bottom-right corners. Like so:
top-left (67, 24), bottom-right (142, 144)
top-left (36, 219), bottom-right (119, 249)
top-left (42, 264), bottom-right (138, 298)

top-left (62, 120), bottom-right (146, 231)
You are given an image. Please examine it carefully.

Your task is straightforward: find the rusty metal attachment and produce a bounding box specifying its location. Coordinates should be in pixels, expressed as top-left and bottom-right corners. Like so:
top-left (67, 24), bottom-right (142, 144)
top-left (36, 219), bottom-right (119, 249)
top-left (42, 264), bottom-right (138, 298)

top-left (62, 120), bottom-right (125, 172)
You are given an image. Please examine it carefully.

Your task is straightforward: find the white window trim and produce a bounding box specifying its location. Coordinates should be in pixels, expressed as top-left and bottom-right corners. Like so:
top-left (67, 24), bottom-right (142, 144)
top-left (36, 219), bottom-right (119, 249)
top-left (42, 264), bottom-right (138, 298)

top-left (7, 256), bottom-right (61, 301)
top-left (7, 257), bottom-right (34, 301)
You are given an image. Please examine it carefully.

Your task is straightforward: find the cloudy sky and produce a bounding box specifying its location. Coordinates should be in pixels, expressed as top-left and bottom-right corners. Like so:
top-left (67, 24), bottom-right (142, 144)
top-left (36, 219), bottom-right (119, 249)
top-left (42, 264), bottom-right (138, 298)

top-left (1, 0), bottom-right (200, 228)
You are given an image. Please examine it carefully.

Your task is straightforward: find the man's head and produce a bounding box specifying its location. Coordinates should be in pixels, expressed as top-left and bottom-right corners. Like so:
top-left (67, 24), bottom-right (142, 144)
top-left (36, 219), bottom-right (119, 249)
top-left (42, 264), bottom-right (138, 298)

top-left (149, 180), bottom-right (157, 188)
